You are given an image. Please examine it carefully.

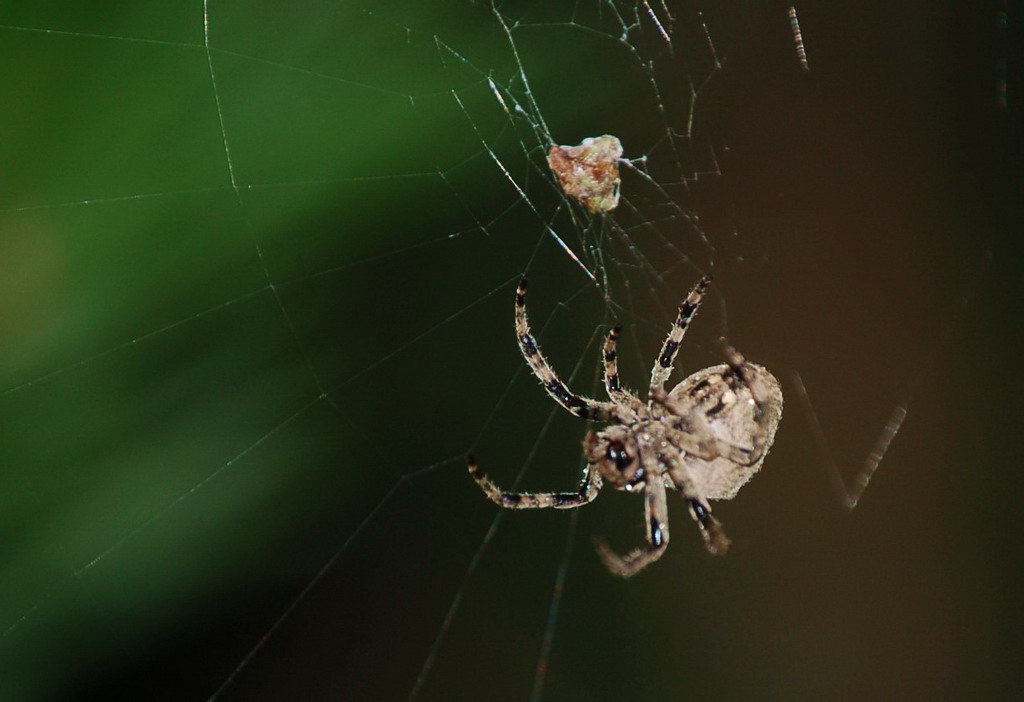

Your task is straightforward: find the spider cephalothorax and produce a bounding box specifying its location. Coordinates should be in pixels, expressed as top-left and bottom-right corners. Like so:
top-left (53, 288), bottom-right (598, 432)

top-left (468, 275), bottom-right (783, 577)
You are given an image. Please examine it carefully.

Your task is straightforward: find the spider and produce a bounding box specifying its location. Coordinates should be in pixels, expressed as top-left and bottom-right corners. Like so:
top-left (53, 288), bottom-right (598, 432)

top-left (468, 275), bottom-right (783, 577)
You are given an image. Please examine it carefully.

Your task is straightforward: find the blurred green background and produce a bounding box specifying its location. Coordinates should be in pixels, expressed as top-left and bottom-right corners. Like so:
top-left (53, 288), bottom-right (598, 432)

top-left (0, 1), bottom-right (1018, 700)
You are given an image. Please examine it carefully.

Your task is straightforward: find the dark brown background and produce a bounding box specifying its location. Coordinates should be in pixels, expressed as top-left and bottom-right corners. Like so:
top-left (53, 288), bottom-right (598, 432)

top-left (0, 1), bottom-right (1018, 700)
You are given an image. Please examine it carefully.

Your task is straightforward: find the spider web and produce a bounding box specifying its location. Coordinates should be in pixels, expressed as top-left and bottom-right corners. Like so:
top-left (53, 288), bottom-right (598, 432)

top-left (0, 1), bottom-right (1016, 700)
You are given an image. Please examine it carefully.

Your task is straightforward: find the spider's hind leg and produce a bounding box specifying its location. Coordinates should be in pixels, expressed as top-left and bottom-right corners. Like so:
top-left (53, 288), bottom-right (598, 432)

top-left (667, 462), bottom-right (730, 556)
top-left (649, 386), bottom-right (731, 463)
top-left (685, 498), bottom-right (730, 556)
top-left (592, 479), bottom-right (670, 577)
top-left (721, 344), bottom-right (780, 466)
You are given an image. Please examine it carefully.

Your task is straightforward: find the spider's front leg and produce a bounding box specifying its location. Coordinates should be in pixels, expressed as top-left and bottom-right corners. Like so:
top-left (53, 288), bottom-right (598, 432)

top-left (593, 478), bottom-right (670, 577)
top-left (603, 324), bottom-right (644, 410)
top-left (515, 278), bottom-right (615, 421)
top-left (649, 274), bottom-right (712, 397)
top-left (467, 455), bottom-right (603, 509)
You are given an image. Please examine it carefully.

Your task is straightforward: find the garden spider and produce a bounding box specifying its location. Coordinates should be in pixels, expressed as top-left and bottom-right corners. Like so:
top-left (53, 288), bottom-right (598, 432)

top-left (468, 275), bottom-right (783, 577)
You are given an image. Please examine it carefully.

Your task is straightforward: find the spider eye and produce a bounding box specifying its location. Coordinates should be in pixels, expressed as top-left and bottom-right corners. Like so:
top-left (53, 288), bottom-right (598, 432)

top-left (606, 441), bottom-right (631, 472)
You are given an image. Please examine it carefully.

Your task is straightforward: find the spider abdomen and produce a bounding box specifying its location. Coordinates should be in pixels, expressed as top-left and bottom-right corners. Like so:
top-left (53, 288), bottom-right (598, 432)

top-left (670, 363), bottom-right (783, 500)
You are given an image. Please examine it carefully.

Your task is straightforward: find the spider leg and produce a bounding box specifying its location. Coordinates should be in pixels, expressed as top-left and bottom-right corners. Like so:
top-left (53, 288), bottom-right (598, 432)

top-left (648, 274), bottom-right (712, 397)
top-left (593, 477), bottom-right (670, 577)
top-left (467, 455), bottom-right (603, 509)
top-left (516, 278), bottom-right (616, 421)
top-left (649, 386), bottom-right (728, 462)
top-left (656, 348), bottom-right (783, 467)
top-left (602, 325), bottom-right (644, 409)
top-left (722, 345), bottom-right (777, 466)
top-left (667, 462), bottom-right (730, 555)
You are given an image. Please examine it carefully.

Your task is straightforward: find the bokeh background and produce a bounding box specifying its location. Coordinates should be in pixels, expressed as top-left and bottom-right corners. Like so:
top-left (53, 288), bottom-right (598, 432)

top-left (0, 1), bottom-right (1019, 700)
